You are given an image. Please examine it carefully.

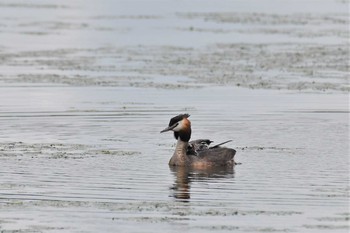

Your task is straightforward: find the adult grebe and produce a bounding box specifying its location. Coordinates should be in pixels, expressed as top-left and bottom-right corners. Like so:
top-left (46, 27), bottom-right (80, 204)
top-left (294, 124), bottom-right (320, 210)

top-left (160, 114), bottom-right (236, 167)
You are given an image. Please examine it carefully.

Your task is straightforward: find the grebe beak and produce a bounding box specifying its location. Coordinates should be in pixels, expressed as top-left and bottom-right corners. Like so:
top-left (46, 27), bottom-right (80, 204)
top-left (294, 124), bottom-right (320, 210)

top-left (160, 123), bottom-right (178, 133)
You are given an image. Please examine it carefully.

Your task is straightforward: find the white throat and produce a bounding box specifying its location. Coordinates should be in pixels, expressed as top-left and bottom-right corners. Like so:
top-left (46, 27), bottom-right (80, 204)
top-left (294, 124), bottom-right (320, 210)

top-left (173, 119), bottom-right (186, 132)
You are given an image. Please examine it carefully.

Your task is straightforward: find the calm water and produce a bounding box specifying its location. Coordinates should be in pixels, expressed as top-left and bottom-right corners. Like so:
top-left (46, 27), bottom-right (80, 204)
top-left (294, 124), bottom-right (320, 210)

top-left (0, 0), bottom-right (349, 232)
top-left (0, 86), bottom-right (348, 232)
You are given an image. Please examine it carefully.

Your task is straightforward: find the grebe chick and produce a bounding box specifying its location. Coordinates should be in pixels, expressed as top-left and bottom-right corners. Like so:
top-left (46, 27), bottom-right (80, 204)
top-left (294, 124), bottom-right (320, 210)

top-left (160, 114), bottom-right (236, 167)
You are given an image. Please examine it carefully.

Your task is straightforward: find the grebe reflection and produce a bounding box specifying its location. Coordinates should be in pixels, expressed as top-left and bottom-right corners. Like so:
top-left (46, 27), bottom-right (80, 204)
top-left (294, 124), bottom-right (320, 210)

top-left (169, 166), bottom-right (235, 201)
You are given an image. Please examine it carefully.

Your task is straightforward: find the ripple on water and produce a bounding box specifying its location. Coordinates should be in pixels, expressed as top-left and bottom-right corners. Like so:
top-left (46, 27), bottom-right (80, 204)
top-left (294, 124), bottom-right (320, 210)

top-left (0, 86), bottom-right (348, 233)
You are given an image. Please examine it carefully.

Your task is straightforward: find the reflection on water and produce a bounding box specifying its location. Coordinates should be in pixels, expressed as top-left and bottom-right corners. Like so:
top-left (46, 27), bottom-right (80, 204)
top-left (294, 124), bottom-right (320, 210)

top-left (169, 165), bottom-right (234, 201)
top-left (0, 0), bottom-right (348, 231)
top-left (0, 86), bottom-right (348, 233)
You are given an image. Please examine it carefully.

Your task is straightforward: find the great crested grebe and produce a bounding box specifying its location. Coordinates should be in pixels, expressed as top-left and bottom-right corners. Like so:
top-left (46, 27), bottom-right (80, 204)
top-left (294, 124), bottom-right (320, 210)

top-left (160, 114), bottom-right (236, 167)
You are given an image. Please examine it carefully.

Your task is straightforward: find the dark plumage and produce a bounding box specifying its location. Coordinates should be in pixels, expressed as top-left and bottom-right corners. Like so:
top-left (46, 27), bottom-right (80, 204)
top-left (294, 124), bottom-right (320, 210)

top-left (168, 113), bottom-right (190, 127)
top-left (187, 139), bottom-right (212, 155)
top-left (194, 147), bottom-right (236, 166)
top-left (167, 114), bottom-right (190, 141)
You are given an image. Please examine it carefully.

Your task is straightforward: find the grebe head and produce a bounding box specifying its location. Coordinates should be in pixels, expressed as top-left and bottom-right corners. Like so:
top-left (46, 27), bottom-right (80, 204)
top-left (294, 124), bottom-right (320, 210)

top-left (160, 113), bottom-right (191, 142)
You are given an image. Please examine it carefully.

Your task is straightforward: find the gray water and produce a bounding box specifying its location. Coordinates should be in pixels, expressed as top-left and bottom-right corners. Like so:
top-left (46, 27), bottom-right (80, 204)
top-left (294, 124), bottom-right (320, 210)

top-left (0, 0), bottom-right (349, 232)
top-left (0, 86), bottom-right (348, 232)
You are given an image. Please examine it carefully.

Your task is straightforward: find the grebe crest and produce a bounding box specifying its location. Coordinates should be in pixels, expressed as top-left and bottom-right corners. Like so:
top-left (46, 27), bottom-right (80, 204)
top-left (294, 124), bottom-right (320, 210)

top-left (160, 113), bottom-right (191, 142)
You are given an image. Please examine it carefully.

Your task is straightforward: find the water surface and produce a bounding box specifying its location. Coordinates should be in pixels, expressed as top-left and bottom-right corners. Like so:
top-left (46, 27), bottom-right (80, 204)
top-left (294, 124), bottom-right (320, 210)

top-left (0, 0), bottom-right (349, 232)
top-left (0, 86), bottom-right (348, 232)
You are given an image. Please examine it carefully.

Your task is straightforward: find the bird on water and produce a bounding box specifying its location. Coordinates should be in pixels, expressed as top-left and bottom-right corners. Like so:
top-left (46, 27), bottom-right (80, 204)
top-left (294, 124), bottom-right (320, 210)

top-left (160, 114), bottom-right (236, 167)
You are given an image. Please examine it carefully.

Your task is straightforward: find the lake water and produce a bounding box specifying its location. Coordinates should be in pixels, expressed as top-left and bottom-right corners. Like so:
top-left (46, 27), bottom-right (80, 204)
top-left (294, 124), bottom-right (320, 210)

top-left (0, 0), bottom-right (349, 232)
top-left (0, 86), bottom-right (348, 232)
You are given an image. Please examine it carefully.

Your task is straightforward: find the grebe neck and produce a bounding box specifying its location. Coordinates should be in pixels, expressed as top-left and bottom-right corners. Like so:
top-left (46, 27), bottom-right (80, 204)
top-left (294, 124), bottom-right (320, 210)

top-left (169, 138), bottom-right (189, 166)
